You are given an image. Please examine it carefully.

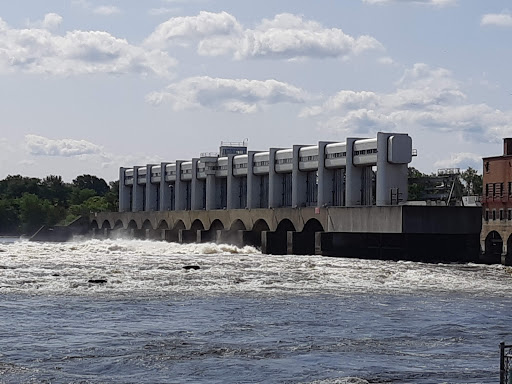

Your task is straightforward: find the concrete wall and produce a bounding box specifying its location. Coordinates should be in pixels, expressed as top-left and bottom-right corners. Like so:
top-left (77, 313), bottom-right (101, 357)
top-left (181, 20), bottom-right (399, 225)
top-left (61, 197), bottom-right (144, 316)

top-left (92, 206), bottom-right (479, 236)
top-left (88, 206), bottom-right (483, 263)
top-left (402, 206), bottom-right (481, 234)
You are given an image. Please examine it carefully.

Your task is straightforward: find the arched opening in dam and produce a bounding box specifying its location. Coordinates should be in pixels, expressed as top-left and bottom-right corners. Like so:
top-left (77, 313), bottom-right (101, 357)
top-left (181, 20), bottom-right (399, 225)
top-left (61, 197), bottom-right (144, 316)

top-left (264, 219), bottom-right (296, 255)
top-left (230, 220), bottom-right (246, 231)
top-left (247, 219), bottom-right (271, 248)
top-left (201, 219), bottom-right (224, 243)
top-left (164, 220), bottom-right (185, 243)
top-left (180, 219), bottom-right (204, 243)
top-left (291, 218), bottom-right (324, 255)
top-left (485, 231), bottom-right (503, 261)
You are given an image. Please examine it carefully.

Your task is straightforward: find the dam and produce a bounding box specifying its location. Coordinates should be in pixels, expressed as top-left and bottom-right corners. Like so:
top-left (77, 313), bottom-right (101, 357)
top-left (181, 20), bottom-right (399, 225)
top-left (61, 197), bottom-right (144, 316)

top-left (89, 132), bottom-right (483, 262)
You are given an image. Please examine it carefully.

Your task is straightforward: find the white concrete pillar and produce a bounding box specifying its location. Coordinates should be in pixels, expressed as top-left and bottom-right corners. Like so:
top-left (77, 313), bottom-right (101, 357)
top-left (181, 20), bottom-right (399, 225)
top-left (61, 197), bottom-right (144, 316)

top-left (205, 175), bottom-right (216, 210)
top-left (376, 132), bottom-right (411, 206)
top-left (191, 158), bottom-right (205, 210)
top-left (317, 142), bottom-right (334, 207)
top-left (145, 164), bottom-right (158, 211)
top-left (159, 162), bottom-right (172, 211)
top-left (226, 155), bottom-right (240, 209)
top-left (198, 156), bottom-right (217, 210)
top-left (174, 161), bottom-right (187, 211)
top-left (132, 166), bottom-right (144, 212)
top-left (246, 151), bottom-right (259, 209)
top-left (118, 167), bottom-right (131, 212)
top-left (292, 145), bottom-right (308, 208)
top-left (361, 166), bottom-right (373, 206)
top-left (345, 138), bottom-right (363, 207)
top-left (268, 148), bottom-right (282, 208)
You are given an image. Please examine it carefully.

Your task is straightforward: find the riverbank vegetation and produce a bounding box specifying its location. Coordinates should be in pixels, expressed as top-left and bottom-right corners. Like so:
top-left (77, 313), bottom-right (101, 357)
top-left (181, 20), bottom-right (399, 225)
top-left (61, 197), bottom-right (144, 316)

top-left (0, 175), bottom-right (117, 236)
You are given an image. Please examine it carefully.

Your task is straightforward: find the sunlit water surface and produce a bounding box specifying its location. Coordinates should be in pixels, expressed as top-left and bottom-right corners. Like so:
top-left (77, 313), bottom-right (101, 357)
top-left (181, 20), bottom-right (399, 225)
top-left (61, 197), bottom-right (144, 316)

top-left (1, 238), bottom-right (512, 383)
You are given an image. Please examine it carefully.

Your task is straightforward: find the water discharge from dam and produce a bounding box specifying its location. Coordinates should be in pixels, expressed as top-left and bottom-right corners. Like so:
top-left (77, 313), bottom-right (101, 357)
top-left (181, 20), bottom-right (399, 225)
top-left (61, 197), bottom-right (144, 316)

top-left (0, 238), bottom-right (511, 383)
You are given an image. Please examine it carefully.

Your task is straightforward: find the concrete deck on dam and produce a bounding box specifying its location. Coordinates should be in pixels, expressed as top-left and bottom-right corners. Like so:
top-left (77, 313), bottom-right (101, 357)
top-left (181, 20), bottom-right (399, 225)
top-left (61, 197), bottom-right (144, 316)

top-left (89, 206), bottom-right (484, 263)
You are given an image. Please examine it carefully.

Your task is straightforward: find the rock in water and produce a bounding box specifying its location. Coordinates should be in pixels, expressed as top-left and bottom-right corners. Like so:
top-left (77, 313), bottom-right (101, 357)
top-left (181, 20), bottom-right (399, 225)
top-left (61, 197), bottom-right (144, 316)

top-left (183, 265), bottom-right (200, 270)
top-left (88, 279), bottom-right (107, 284)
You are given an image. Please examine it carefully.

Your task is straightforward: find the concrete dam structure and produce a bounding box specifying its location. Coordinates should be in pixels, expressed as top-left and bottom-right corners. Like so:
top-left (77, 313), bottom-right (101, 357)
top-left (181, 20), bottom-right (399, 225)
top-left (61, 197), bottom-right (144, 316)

top-left (90, 132), bottom-right (483, 262)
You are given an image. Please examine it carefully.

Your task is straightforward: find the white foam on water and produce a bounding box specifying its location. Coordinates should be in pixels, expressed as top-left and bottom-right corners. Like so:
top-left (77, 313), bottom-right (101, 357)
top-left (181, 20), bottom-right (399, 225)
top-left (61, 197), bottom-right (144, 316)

top-left (1, 238), bottom-right (512, 298)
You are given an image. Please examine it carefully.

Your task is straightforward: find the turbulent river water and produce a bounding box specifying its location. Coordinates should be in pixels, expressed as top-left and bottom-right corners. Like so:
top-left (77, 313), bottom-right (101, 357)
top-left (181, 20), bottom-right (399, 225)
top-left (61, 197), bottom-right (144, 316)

top-left (1, 238), bottom-right (512, 383)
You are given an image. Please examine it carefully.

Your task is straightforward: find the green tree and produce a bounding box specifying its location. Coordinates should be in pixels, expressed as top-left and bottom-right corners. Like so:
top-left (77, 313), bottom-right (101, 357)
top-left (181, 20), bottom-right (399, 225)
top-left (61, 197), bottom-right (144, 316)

top-left (17, 193), bottom-right (50, 234)
top-left (408, 167), bottom-right (427, 178)
top-left (460, 167), bottom-right (483, 195)
top-left (40, 175), bottom-right (72, 205)
top-left (69, 188), bottom-right (97, 205)
top-left (68, 196), bottom-right (110, 218)
top-left (0, 173), bottom-right (117, 235)
top-left (105, 180), bottom-right (119, 212)
top-left (0, 175), bottom-right (40, 199)
top-left (408, 167), bottom-right (427, 200)
top-left (0, 198), bottom-right (20, 234)
top-left (72, 175), bottom-right (109, 196)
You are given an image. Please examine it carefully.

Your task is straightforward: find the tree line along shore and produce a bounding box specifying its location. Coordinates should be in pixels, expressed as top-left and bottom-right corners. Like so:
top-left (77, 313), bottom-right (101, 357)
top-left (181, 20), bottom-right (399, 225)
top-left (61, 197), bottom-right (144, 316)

top-left (0, 175), bottom-right (118, 236)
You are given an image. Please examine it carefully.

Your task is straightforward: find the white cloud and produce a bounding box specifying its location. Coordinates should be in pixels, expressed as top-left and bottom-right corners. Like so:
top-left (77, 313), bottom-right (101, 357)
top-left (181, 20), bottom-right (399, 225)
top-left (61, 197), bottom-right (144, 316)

top-left (235, 13), bottom-right (382, 60)
top-left (145, 11), bottom-right (241, 47)
top-left (26, 13), bottom-right (63, 30)
top-left (481, 12), bottom-right (512, 28)
top-left (71, 0), bottom-right (91, 9)
top-left (18, 159), bottom-right (35, 166)
top-left (93, 6), bottom-right (121, 16)
top-left (11, 135), bottom-right (165, 178)
top-left (72, 1), bottom-right (121, 16)
top-left (148, 8), bottom-right (181, 16)
top-left (25, 135), bottom-right (105, 157)
top-left (146, 76), bottom-right (309, 113)
top-left (145, 12), bottom-right (383, 60)
top-left (0, 17), bottom-right (176, 77)
top-left (362, 0), bottom-right (457, 6)
top-left (434, 152), bottom-right (483, 170)
top-left (378, 56), bottom-right (394, 65)
top-left (300, 63), bottom-right (512, 142)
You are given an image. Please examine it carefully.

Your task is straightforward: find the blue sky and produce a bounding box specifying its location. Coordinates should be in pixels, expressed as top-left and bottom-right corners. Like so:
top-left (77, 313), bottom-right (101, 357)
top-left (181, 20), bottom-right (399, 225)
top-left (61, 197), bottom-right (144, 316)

top-left (0, 0), bottom-right (511, 181)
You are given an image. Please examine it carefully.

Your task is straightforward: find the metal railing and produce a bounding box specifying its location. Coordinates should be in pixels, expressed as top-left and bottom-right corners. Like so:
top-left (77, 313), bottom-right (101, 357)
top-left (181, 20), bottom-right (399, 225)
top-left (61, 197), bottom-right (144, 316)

top-left (500, 342), bottom-right (512, 384)
top-left (437, 168), bottom-right (460, 176)
top-left (221, 140), bottom-right (247, 147)
top-left (200, 152), bottom-right (219, 158)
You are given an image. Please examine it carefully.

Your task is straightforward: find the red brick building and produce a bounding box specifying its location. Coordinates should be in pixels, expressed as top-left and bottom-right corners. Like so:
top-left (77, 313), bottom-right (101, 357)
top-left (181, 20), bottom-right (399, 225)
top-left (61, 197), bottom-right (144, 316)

top-left (481, 138), bottom-right (512, 264)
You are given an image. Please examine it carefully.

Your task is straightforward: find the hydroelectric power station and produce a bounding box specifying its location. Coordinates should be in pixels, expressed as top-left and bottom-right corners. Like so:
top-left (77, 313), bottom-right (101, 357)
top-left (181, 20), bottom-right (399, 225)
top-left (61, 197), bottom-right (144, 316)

top-left (90, 132), bottom-right (482, 262)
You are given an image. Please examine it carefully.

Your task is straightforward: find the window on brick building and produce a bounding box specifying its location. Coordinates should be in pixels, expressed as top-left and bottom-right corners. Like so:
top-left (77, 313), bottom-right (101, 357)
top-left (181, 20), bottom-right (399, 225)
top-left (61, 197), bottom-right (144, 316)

top-left (485, 162), bottom-right (490, 172)
top-left (493, 210), bottom-right (496, 220)
top-left (508, 209), bottom-right (512, 221)
top-left (500, 209), bottom-right (504, 220)
top-left (494, 183), bottom-right (503, 197)
top-left (485, 210), bottom-right (489, 221)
